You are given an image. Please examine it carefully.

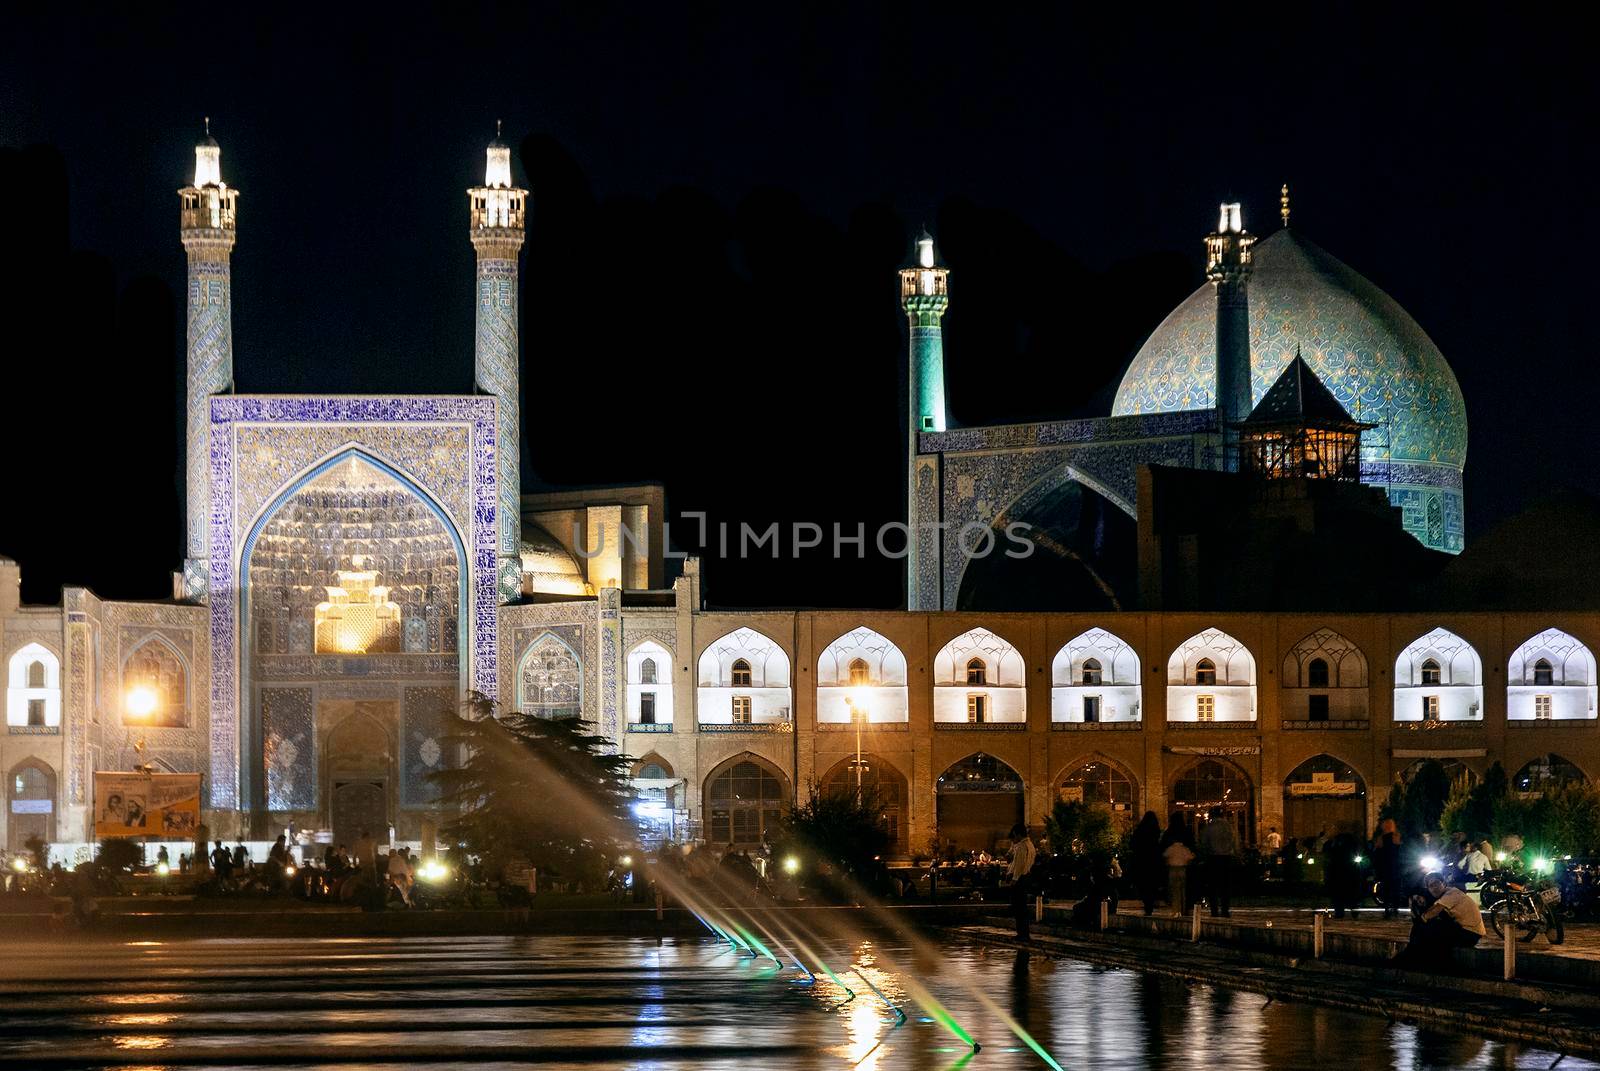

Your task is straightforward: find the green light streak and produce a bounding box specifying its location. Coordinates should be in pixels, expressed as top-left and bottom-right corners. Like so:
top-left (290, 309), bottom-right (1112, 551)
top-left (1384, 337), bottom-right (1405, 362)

top-left (923, 1000), bottom-right (976, 1048)
top-left (1010, 1024), bottom-right (1064, 1071)
top-left (735, 926), bottom-right (781, 965)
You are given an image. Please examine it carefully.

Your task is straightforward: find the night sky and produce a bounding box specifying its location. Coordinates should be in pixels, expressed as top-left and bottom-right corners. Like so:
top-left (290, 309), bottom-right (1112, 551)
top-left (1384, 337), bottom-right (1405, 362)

top-left (1, 9), bottom-right (1594, 609)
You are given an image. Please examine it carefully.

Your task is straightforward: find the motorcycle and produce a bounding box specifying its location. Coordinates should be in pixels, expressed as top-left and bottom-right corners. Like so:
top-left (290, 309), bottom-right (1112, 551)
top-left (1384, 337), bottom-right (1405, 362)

top-left (1480, 867), bottom-right (1565, 944)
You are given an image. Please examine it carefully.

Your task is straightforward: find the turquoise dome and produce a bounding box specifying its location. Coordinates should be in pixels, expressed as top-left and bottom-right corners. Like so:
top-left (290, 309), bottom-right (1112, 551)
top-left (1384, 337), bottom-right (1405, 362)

top-left (1112, 228), bottom-right (1468, 552)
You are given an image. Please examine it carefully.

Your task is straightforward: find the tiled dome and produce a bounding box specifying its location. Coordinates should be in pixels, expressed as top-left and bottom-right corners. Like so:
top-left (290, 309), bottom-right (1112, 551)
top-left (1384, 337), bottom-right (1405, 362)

top-left (1113, 227), bottom-right (1468, 551)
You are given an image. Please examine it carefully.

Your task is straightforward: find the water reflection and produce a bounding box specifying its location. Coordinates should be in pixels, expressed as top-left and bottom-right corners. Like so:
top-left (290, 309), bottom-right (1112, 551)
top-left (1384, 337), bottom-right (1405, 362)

top-left (0, 935), bottom-right (1593, 1070)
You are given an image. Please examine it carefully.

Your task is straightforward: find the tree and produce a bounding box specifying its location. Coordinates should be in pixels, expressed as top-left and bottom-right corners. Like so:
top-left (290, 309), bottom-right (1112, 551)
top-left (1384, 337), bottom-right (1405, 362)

top-left (428, 693), bottom-right (636, 889)
top-left (1381, 760), bottom-right (1454, 839)
top-left (771, 784), bottom-right (890, 899)
top-left (96, 838), bottom-right (142, 873)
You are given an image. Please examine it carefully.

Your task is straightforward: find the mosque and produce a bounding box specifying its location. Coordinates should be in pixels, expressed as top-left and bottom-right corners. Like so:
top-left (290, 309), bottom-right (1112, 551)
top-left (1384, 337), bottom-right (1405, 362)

top-left (1, 131), bottom-right (1593, 863)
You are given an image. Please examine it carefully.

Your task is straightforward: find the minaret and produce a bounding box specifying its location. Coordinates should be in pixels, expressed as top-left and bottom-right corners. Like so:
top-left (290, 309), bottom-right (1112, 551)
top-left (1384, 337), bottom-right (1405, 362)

top-left (900, 229), bottom-right (949, 611)
top-left (1205, 202), bottom-right (1256, 430)
top-left (179, 119), bottom-right (238, 601)
top-left (468, 124), bottom-right (527, 599)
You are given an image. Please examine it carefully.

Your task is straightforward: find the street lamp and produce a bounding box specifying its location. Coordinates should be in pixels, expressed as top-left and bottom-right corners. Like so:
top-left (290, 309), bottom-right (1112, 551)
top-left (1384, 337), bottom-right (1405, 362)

top-left (844, 692), bottom-right (870, 795)
top-left (124, 684), bottom-right (158, 773)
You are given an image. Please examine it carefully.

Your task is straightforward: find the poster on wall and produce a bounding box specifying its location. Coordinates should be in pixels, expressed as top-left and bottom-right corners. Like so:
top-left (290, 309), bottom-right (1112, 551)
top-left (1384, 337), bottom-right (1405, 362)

top-left (93, 772), bottom-right (202, 838)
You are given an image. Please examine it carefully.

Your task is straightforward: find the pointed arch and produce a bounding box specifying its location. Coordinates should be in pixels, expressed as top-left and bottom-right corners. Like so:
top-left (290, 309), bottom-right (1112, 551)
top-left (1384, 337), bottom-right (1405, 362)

top-left (121, 633), bottom-right (190, 728)
top-left (517, 631), bottom-right (583, 718)
top-left (1281, 753), bottom-right (1368, 839)
top-left (934, 752), bottom-right (1025, 855)
top-left (1507, 628), bottom-right (1597, 721)
top-left (703, 753), bottom-right (792, 847)
top-left (626, 640), bottom-right (674, 729)
top-left (933, 628), bottom-right (1026, 724)
top-left (1055, 752), bottom-right (1140, 816)
top-left (816, 626), bottom-right (909, 724)
top-left (1169, 755), bottom-right (1255, 846)
top-left (1394, 627), bottom-right (1483, 722)
top-left (1051, 627), bottom-right (1142, 723)
top-left (7, 757), bottom-right (57, 843)
top-left (1281, 628), bottom-right (1369, 723)
top-left (632, 753), bottom-right (675, 780)
top-left (1167, 628), bottom-right (1256, 722)
top-left (696, 628), bottom-right (792, 726)
top-left (818, 752), bottom-right (910, 850)
top-left (7, 642), bottom-right (61, 729)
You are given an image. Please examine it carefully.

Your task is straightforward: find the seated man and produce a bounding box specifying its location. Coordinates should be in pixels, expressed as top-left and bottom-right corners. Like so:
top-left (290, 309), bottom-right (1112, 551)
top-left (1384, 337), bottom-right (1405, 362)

top-left (1392, 872), bottom-right (1485, 968)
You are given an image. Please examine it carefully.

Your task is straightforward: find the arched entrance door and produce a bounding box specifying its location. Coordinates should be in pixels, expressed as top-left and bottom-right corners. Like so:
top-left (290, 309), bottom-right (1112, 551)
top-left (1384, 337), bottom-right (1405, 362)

top-left (703, 757), bottom-right (790, 848)
top-left (7, 761), bottom-right (55, 847)
top-left (1171, 757), bottom-right (1255, 848)
top-left (1058, 756), bottom-right (1139, 822)
top-left (1282, 755), bottom-right (1367, 839)
top-left (819, 754), bottom-right (909, 852)
top-left (326, 712), bottom-right (393, 847)
top-left (935, 753), bottom-right (1024, 856)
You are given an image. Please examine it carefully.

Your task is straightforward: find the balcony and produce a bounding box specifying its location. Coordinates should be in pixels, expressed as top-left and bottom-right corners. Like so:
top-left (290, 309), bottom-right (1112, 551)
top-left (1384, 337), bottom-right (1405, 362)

top-left (1282, 719), bottom-right (1370, 731)
top-left (932, 721), bottom-right (1027, 732)
top-left (698, 721), bottom-right (793, 734)
top-left (1167, 720), bottom-right (1256, 730)
top-left (1051, 721), bottom-right (1141, 731)
top-left (626, 722), bottom-right (673, 734)
top-left (816, 721), bottom-right (909, 732)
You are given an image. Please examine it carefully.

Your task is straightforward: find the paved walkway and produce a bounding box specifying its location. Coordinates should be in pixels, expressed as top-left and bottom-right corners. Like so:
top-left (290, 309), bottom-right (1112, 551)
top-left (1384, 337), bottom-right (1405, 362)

top-left (1109, 903), bottom-right (1600, 960)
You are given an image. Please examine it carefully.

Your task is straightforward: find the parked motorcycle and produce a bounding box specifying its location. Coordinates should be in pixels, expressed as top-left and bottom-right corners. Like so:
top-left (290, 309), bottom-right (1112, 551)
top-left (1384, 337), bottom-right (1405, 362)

top-left (1480, 867), bottom-right (1565, 944)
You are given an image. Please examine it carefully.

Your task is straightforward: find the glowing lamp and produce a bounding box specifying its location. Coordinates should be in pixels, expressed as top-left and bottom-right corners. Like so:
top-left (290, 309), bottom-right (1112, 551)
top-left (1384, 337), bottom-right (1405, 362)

top-left (11, 857), bottom-right (27, 873)
top-left (1353, 854), bottom-right (1364, 865)
top-left (619, 855), bottom-right (633, 869)
top-left (1496, 851), bottom-right (1508, 862)
top-left (1420, 855), bottom-right (1440, 871)
top-left (156, 862), bottom-right (170, 877)
top-left (1533, 857), bottom-right (1550, 874)
top-left (783, 855), bottom-right (801, 875)
top-left (126, 686), bottom-right (158, 719)
top-left (285, 865), bottom-right (297, 877)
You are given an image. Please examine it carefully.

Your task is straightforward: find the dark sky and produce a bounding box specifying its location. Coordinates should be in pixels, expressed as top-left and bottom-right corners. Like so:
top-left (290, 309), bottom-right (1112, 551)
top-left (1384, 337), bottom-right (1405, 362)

top-left (1, 8), bottom-right (1595, 609)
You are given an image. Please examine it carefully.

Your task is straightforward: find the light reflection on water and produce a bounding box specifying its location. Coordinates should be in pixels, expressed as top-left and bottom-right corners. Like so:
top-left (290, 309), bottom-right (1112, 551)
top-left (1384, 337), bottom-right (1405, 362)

top-left (1, 935), bottom-right (1595, 1070)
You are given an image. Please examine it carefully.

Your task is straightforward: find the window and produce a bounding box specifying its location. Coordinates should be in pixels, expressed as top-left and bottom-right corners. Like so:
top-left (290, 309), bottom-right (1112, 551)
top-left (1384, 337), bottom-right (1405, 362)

top-left (731, 695), bottom-right (752, 723)
top-left (1082, 658), bottom-right (1102, 686)
top-left (1423, 695), bottom-right (1440, 721)
top-left (1195, 658), bottom-right (1217, 686)
top-left (1083, 695), bottom-right (1101, 723)
top-left (1196, 695), bottom-right (1215, 722)
top-left (640, 693), bottom-right (657, 724)
top-left (26, 699), bottom-right (45, 727)
top-left (966, 658), bottom-right (987, 685)
top-left (26, 662), bottom-right (44, 689)
top-left (967, 694), bottom-right (988, 723)
top-left (1534, 659), bottom-right (1554, 686)
top-left (640, 658), bottom-right (657, 685)
top-left (707, 760), bottom-right (787, 846)
top-left (1421, 659), bottom-right (1441, 686)
top-left (848, 658), bottom-right (871, 687)
top-left (1307, 658), bottom-right (1330, 688)
top-left (1535, 694), bottom-right (1552, 720)
top-left (731, 659), bottom-right (752, 688)
top-left (1308, 694), bottom-right (1329, 721)
top-left (638, 762), bottom-right (669, 780)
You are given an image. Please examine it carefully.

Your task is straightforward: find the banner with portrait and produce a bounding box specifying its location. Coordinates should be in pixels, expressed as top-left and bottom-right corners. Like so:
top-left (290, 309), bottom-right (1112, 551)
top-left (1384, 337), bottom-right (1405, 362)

top-left (94, 772), bottom-right (202, 838)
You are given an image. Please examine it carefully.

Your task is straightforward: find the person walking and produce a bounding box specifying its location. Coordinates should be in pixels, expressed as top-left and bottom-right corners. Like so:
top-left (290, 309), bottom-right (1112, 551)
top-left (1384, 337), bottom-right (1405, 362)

top-left (1162, 836), bottom-right (1195, 918)
top-left (1373, 819), bottom-right (1404, 920)
top-left (1159, 812), bottom-right (1194, 912)
top-left (1198, 808), bottom-right (1239, 917)
top-left (1130, 811), bottom-right (1164, 916)
top-left (1007, 823), bottom-right (1038, 940)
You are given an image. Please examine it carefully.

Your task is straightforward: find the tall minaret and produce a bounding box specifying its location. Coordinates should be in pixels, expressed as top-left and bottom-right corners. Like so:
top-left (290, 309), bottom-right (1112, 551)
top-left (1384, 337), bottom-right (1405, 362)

top-left (468, 125), bottom-right (527, 599)
top-left (1205, 202), bottom-right (1256, 429)
top-left (900, 229), bottom-right (949, 611)
top-left (179, 119), bottom-right (238, 601)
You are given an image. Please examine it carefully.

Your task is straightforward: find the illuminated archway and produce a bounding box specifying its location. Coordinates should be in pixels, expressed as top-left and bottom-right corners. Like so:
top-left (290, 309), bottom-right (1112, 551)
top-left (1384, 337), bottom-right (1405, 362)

top-left (1168, 629), bottom-right (1256, 722)
top-left (1394, 628), bottom-right (1482, 722)
top-left (935, 753), bottom-right (1025, 855)
top-left (819, 753), bottom-right (909, 850)
top-left (816, 627), bottom-right (909, 724)
top-left (703, 754), bottom-right (791, 847)
top-left (1507, 629), bottom-right (1597, 720)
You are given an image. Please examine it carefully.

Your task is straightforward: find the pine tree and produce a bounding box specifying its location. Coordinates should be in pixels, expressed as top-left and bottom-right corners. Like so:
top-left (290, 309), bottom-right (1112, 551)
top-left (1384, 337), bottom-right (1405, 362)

top-left (428, 693), bottom-right (636, 887)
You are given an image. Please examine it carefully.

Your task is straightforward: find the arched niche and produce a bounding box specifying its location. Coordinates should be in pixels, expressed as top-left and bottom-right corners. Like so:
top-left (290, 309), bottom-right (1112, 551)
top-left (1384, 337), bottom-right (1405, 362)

top-left (1394, 627), bottom-right (1483, 722)
top-left (1507, 629), bottom-right (1598, 721)
top-left (816, 627), bottom-right (909, 724)
top-left (626, 640), bottom-right (674, 729)
top-left (1167, 629), bottom-right (1256, 722)
top-left (1281, 628), bottom-right (1368, 723)
top-left (696, 628), bottom-right (792, 726)
top-left (932, 628), bottom-right (1026, 724)
top-left (1051, 628), bottom-right (1141, 723)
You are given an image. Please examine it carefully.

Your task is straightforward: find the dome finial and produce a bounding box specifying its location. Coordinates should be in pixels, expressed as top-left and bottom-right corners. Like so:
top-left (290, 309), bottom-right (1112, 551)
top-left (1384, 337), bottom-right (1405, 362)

top-left (204, 116), bottom-right (210, 137)
top-left (1280, 183), bottom-right (1290, 229)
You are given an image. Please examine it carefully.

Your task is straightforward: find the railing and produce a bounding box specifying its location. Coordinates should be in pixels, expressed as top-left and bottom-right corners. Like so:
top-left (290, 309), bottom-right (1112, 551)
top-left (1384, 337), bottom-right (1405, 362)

top-left (626, 723), bottom-right (673, 733)
top-left (816, 721), bottom-right (910, 732)
top-left (932, 721), bottom-right (1027, 731)
top-left (1167, 720), bottom-right (1257, 729)
top-left (698, 722), bottom-right (794, 734)
top-left (1394, 719), bottom-right (1484, 732)
top-left (1051, 721), bottom-right (1141, 731)
top-left (7, 725), bottom-right (61, 735)
top-left (1282, 719), bottom-right (1370, 731)
top-left (1507, 718), bottom-right (1594, 727)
